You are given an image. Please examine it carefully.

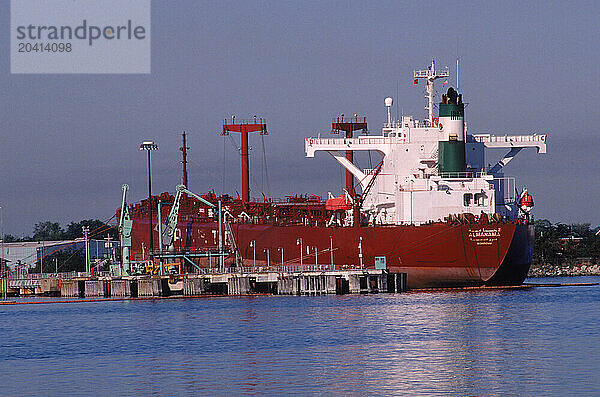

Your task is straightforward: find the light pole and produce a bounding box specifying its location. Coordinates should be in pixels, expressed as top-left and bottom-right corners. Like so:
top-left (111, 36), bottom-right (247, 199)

top-left (314, 246), bottom-right (318, 266)
top-left (249, 240), bottom-right (256, 270)
top-left (278, 247), bottom-right (284, 265)
top-left (82, 226), bottom-right (90, 275)
top-left (264, 249), bottom-right (270, 267)
top-left (296, 238), bottom-right (303, 266)
top-left (358, 236), bottom-right (363, 269)
top-left (140, 141), bottom-right (158, 258)
top-left (157, 201), bottom-right (163, 275)
top-left (329, 235), bottom-right (334, 269)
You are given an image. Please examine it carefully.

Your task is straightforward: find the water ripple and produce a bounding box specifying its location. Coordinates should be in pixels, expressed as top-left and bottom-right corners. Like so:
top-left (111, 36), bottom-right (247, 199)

top-left (0, 277), bottom-right (599, 396)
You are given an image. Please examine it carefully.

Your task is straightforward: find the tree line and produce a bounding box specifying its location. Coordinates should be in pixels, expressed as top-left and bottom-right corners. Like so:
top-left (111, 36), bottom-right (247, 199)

top-left (534, 219), bottom-right (600, 265)
top-left (3, 219), bottom-right (117, 242)
top-left (2, 219), bottom-right (118, 273)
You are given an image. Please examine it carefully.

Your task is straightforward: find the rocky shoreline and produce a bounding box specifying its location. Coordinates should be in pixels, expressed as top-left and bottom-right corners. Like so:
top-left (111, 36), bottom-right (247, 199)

top-left (528, 263), bottom-right (600, 278)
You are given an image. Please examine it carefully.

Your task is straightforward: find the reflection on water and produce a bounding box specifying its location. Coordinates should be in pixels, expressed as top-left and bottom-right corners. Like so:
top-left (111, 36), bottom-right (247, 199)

top-left (1, 277), bottom-right (599, 396)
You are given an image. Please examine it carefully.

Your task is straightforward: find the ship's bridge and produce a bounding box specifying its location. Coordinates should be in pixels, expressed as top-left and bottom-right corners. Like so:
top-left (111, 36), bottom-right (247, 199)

top-left (304, 126), bottom-right (547, 225)
top-left (303, 60), bottom-right (547, 225)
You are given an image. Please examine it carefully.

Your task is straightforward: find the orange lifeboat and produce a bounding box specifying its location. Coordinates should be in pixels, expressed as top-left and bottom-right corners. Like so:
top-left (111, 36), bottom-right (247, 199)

top-left (325, 194), bottom-right (352, 211)
top-left (519, 189), bottom-right (534, 213)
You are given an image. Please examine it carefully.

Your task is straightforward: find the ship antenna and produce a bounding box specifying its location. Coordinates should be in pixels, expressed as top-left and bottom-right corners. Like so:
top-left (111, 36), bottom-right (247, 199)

top-left (396, 79), bottom-right (399, 121)
top-left (456, 57), bottom-right (459, 92)
top-left (413, 59), bottom-right (449, 126)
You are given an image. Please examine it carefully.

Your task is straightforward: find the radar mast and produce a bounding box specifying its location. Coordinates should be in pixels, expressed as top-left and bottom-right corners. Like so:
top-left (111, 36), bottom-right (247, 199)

top-left (414, 59), bottom-right (449, 125)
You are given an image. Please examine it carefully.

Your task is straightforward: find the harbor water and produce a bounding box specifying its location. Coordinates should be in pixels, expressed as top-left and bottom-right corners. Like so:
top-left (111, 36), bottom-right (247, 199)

top-left (1, 276), bottom-right (599, 396)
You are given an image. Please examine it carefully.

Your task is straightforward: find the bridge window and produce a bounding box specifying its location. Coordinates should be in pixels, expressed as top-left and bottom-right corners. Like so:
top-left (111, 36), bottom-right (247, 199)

top-left (463, 193), bottom-right (472, 206)
top-left (474, 193), bottom-right (486, 206)
top-left (451, 110), bottom-right (462, 120)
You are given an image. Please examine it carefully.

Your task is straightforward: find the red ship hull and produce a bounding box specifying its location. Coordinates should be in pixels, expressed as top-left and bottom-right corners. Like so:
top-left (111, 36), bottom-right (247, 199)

top-left (127, 204), bottom-right (533, 289)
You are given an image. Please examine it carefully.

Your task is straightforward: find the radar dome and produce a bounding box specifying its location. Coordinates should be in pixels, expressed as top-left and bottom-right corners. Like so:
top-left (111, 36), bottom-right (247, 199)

top-left (384, 97), bottom-right (393, 107)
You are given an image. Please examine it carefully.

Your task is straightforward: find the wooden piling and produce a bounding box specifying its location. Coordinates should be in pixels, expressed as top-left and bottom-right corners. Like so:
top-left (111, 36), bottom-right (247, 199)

top-left (227, 277), bottom-right (250, 295)
top-left (184, 278), bottom-right (206, 296)
top-left (15, 269), bottom-right (408, 299)
top-left (84, 280), bottom-right (106, 297)
top-left (60, 280), bottom-right (80, 297)
top-left (110, 280), bottom-right (131, 297)
top-left (138, 278), bottom-right (162, 297)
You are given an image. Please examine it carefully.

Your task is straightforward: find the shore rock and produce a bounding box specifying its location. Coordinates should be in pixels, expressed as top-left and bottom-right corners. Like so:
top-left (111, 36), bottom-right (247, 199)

top-left (528, 263), bottom-right (600, 277)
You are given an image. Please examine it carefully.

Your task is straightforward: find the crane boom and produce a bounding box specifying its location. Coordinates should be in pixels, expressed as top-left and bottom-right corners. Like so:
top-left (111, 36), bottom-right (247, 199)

top-left (119, 184), bottom-right (133, 274)
top-left (179, 185), bottom-right (216, 208)
top-left (159, 184), bottom-right (226, 271)
top-left (162, 184), bottom-right (216, 249)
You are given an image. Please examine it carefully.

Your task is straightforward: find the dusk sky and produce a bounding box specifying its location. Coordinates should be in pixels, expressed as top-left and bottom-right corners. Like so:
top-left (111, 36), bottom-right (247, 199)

top-left (1, 0), bottom-right (598, 236)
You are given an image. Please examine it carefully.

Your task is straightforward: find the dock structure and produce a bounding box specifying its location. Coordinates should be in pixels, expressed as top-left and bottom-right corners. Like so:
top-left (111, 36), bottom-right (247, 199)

top-left (60, 280), bottom-right (81, 297)
top-left (4, 268), bottom-right (407, 298)
top-left (110, 279), bottom-right (131, 297)
top-left (138, 278), bottom-right (164, 297)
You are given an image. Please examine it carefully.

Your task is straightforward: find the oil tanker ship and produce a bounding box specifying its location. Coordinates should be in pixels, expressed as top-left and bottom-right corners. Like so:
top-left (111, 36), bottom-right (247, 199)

top-left (119, 60), bottom-right (547, 289)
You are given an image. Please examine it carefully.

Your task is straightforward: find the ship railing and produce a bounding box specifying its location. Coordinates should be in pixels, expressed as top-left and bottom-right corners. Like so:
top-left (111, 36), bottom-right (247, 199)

top-left (170, 264), bottom-right (370, 276)
top-left (392, 118), bottom-right (438, 128)
top-left (307, 136), bottom-right (405, 146)
top-left (491, 176), bottom-right (517, 204)
top-left (230, 264), bottom-right (366, 274)
top-left (471, 134), bottom-right (547, 143)
top-left (7, 271), bottom-right (78, 280)
top-left (438, 171), bottom-right (485, 179)
top-left (266, 196), bottom-right (325, 204)
top-left (413, 67), bottom-right (449, 78)
top-left (381, 121), bottom-right (403, 129)
top-left (277, 264), bottom-right (336, 273)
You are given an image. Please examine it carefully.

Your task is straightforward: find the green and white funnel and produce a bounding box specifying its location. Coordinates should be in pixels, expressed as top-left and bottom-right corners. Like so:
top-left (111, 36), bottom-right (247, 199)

top-left (438, 87), bottom-right (466, 175)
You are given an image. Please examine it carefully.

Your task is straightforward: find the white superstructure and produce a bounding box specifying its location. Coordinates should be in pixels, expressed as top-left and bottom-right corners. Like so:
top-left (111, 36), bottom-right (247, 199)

top-left (305, 60), bottom-right (547, 226)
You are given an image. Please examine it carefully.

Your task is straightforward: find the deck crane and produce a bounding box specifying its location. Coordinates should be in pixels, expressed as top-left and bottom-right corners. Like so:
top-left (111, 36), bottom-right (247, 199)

top-left (118, 184), bottom-right (133, 275)
top-left (161, 185), bottom-right (231, 271)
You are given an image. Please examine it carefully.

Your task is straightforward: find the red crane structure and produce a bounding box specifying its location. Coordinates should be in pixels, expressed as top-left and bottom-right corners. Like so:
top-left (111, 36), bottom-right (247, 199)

top-left (222, 117), bottom-right (268, 203)
top-left (331, 115), bottom-right (368, 225)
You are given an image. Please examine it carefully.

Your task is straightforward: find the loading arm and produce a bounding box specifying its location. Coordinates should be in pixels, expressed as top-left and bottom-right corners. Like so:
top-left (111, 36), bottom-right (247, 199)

top-left (119, 184), bottom-right (133, 274)
top-left (163, 184), bottom-right (215, 248)
top-left (160, 185), bottom-right (227, 271)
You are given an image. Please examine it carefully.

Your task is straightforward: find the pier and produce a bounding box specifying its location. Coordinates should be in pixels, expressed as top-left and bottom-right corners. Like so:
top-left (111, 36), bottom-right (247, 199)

top-left (1, 267), bottom-right (407, 298)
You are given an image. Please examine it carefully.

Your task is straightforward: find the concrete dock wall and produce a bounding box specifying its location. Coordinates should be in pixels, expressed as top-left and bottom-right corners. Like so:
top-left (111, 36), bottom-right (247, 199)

top-left (84, 280), bottom-right (106, 297)
top-left (227, 277), bottom-right (250, 295)
top-left (138, 278), bottom-right (162, 297)
top-left (110, 280), bottom-right (131, 297)
top-left (60, 280), bottom-right (80, 297)
top-left (183, 278), bottom-right (206, 296)
top-left (15, 270), bottom-right (406, 298)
